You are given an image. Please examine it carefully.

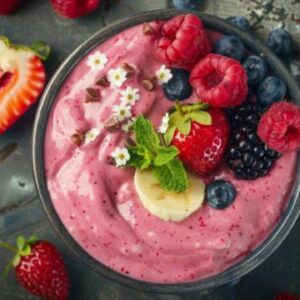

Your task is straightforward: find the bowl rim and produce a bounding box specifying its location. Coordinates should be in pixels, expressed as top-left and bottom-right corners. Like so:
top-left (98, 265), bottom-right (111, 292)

top-left (32, 9), bottom-right (300, 294)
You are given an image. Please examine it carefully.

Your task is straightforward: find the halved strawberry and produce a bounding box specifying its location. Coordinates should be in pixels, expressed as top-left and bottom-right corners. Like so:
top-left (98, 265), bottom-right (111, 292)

top-left (0, 38), bottom-right (47, 134)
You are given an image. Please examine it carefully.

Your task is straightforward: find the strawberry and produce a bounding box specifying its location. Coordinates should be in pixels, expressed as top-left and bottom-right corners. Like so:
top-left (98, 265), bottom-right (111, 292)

top-left (0, 0), bottom-right (22, 15)
top-left (257, 101), bottom-right (300, 152)
top-left (274, 293), bottom-right (300, 300)
top-left (164, 103), bottom-right (230, 176)
top-left (156, 14), bottom-right (212, 68)
top-left (0, 38), bottom-right (48, 134)
top-left (1, 235), bottom-right (69, 300)
top-left (50, 0), bottom-right (101, 18)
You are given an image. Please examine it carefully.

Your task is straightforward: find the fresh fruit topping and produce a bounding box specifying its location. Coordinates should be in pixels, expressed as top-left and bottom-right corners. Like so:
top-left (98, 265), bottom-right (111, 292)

top-left (274, 293), bottom-right (300, 300)
top-left (143, 23), bottom-right (154, 35)
top-left (226, 97), bottom-right (280, 179)
top-left (243, 55), bottom-right (268, 86)
top-left (0, 38), bottom-right (48, 134)
top-left (206, 180), bottom-right (236, 209)
top-left (165, 103), bottom-right (230, 176)
top-left (214, 35), bottom-right (245, 61)
top-left (257, 76), bottom-right (287, 107)
top-left (226, 16), bottom-right (251, 31)
top-left (135, 169), bottom-right (205, 222)
top-left (0, 235), bottom-right (69, 300)
top-left (171, 0), bottom-right (201, 10)
top-left (156, 14), bottom-right (212, 68)
top-left (190, 54), bottom-right (248, 108)
top-left (268, 28), bottom-right (293, 56)
top-left (50, 0), bottom-right (100, 18)
top-left (162, 68), bottom-right (193, 101)
top-left (258, 101), bottom-right (300, 152)
top-left (0, 0), bottom-right (22, 15)
top-left (113, 116), bottom-right (189, 192)
top-left (85, 87), bottom-right (101, 102)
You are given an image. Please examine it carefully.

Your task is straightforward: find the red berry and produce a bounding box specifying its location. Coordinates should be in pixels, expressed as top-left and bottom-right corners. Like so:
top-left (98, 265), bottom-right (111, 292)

top-left (274, 293), bottom-right (300, 300)
top-left (15, 241), bottom-right (69, 300)
top-left (50, 0), bottom-right (100, 18)
top-left (156, 14), bottom-right (212, 68)
top-left (190, 53), bottom-right (248, 108)
top-left (167, 104), bottom-right (230, 176)
top-left (0, 0), bottom-right (22, 15)
top-left (258, 101), bottom-right (300, 152)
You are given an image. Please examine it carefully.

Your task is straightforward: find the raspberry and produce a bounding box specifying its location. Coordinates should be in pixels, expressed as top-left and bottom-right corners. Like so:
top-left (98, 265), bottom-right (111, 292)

top-left (258, 101), bottom-right (300, 152)
top-left (156, 14), bottom-right (212, 68)
top-left (190, 54), bottom-right (248, 108)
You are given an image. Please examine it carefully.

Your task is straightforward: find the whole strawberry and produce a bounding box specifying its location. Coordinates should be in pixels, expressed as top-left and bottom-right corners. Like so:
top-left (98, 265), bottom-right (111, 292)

top-left (1, 236), bottom-right (69, 300)
top-left (164, 103), bottom-right (230, 176)
top-left (0, 0), bottom-right (22, 15)
top-left (50, 0), bottom-right (100, 18)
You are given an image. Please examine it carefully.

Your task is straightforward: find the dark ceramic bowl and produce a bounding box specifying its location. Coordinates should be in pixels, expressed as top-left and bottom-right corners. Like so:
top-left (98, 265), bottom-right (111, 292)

top-left (33, 9), bottom-right (300, 294)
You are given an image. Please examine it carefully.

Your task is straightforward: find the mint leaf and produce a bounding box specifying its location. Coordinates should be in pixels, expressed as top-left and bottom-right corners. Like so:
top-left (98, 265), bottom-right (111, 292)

top-left (153, 146), bottom-right (179, 166)
top-left (133, 116), bottom-right (160, 153)
top-left (127, 146), bottom-right (153, 169)
top-left (153, 158), bottom-right (188, 192)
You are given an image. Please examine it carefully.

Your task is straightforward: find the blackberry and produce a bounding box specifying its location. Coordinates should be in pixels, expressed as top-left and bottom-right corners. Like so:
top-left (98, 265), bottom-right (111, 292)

top-left (226, 97), bottom-right (280, 180)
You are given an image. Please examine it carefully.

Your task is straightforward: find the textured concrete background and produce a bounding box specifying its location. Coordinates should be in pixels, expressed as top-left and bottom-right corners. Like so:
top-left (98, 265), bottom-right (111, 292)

top-left (0, 0), bottom-right (299, 299)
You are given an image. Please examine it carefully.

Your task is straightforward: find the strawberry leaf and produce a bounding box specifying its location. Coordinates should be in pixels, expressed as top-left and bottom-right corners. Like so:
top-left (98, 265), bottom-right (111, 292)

top-left (12, 254), bottom-right (21, 267)
top-left (177, 120), bottom-right (191, 135)
top-left (190, 111), bottom-right (212, 125)
top-left (16, 236), bottom-right (25, 251)
top-left (31, 41), bottom-right (51, 61)
top-left (164, 125), bottom-right (176, 146)
top-left (153, 146), bottom-right (179, 166)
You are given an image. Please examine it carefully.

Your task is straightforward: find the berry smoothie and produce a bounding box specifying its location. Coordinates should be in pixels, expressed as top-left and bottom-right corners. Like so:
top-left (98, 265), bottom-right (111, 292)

top-left (44, 16), bottom-right (298, 283)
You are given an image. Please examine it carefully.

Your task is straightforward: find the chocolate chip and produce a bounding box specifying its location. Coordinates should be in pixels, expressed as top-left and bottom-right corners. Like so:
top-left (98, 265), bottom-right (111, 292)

top-left (85, 87), bottom-right (100, 102)
top-left (143, 23), bottom-right (154, 35)
top-left (104, 115), bottom-right (120, 132)
top-left (122, 63), bottom-right (135, 77)
top-left (95, 75), bottom-right (110, 87)
top-left (71, 132), bottom-right (85, 147)
top-left (140, 78), bottom-right (156, 91)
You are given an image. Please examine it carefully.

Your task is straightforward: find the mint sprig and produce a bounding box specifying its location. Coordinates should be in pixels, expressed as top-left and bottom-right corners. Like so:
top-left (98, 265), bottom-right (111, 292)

top-left (125, 116), bottom-right (188, 192)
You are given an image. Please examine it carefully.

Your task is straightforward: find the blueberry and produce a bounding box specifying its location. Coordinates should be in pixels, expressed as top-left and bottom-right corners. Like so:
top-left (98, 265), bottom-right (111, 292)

top-left (206, 180), bottom-right (237, 209)
top-left (172, 0), bottom-right (200, 9)
top-left (268, 28), bottom-right (293, 56)
top-left (243, 55), bottom-right (268, 86)
top-left (162, 68), bottom-right (193, 101)
top-left (214, 35), bottom-right (245, 61)
top-left (227, 16), bottom-right (251, 31)
top-left (257, 76), bottom-right (287, 107)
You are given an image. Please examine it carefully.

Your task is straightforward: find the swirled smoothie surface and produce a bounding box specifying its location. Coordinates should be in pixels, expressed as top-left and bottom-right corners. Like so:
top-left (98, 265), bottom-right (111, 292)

top-left (45, 22), bottom-right (298, 283)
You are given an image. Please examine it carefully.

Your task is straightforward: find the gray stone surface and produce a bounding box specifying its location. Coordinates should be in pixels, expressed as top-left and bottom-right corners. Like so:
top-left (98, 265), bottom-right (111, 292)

top-left (0, 0), bottom-right (300, 299)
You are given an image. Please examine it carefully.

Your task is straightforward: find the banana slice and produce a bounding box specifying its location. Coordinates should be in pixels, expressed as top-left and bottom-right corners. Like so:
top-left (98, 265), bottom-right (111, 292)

top-left (134, 169), bottom-right (205, 222)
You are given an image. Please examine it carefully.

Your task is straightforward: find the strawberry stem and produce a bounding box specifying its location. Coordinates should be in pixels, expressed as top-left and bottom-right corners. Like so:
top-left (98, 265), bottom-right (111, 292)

top-left (175, 102), bottom-right (184, 116)
top-left (0, 242), bottom-right (18, 253)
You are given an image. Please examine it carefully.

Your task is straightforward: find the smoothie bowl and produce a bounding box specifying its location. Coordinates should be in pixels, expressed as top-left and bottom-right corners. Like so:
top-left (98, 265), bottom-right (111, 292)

top-left (33, 10), bottom-right (300, 293)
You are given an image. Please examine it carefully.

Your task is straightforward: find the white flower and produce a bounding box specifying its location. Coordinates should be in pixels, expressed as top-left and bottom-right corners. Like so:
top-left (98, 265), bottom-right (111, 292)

top-left (155, 65), bottom-right (173, 85)
top-left (111, 147), bottom-right (130, 167)
top-left (158, 112), bottom-right (169, 134)
top-left (121, 117), bottom-right (136, 133)
top-left (86, 52), bottom-right (108, 71)
top-left (112, 104), bottom-right (132, 122)
top-left (85, 128), bottom-right (100, 143)
top-left (107, 67), bottom-right (127, 87)
top-left (120, 87), bottom-right (140, 106)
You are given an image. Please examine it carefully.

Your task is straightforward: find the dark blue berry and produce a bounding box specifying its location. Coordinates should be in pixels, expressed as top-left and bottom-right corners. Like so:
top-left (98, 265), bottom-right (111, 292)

top-left (206, 180), bottom-right (237, 209)
top-left (243, 55), bottom-right (268, 86)
top-left (162, 68), bottom-right (193, 101)
top-left (214, 35), bottom-right (245, 61)
top-left (172, 0), bottom-right (200, 9)
top-left (257, 76), bottom-right (287, 107)
top-left (268, 28), bottom-right (293, 56)
top-left (227, 16), bottom-right (251, 31)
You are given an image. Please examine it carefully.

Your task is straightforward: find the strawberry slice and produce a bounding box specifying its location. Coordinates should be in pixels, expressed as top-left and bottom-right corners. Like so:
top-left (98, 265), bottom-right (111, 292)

top-left (0, 38), bottom-right (47, 134)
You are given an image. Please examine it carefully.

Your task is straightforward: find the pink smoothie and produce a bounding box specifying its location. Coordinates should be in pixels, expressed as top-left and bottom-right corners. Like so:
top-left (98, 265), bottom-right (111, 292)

top-left (44, 21), bottom-right (298, 283)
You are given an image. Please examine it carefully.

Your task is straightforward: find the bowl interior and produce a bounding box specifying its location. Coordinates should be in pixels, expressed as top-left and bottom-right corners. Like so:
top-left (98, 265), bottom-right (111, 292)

top-left (32, 9), bottom-right (300, 294)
